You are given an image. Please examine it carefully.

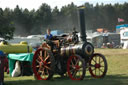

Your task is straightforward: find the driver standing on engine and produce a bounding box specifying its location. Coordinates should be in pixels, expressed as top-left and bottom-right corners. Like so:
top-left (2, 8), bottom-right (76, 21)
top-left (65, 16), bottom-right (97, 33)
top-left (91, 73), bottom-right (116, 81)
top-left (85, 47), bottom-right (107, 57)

top-left (44, 28), bottom-right (55, 51)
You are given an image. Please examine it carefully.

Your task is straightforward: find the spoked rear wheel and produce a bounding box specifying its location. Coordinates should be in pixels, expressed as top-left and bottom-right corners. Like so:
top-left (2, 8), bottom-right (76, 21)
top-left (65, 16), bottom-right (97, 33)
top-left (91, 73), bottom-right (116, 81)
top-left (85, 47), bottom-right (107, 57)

top-left (89, 53), bottom-right (108, 78)
top-left (32, 48), bottom-right (55, 80)
top-left (67, 54), bottom-right (85, 80)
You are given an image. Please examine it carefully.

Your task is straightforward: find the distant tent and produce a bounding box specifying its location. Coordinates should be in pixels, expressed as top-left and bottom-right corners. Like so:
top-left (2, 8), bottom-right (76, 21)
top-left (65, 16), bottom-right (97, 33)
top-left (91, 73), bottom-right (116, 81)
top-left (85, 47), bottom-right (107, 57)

top-left (51, 30), bottom-right (63, 36)
top-left (116, 24), bottom-right (128, 33)
top-left (116, 24), bottom-right (128, 29)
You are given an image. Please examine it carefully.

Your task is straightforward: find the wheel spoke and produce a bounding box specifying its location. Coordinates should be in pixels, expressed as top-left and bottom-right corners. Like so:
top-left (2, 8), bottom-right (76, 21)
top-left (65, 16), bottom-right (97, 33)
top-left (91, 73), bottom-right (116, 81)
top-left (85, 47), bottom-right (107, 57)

top-left (38, 56), bottom-right (44, 62)
top-left (46, 69), bottom-right (49, 76)
top-left (73, 56), bottom-right (77, 62)
top-left (38, 68), bottom-right (42, 74)
top-left (99, 56), bottom-right (100, 64)
top-left (42, 68), bottom-right (46, 78)
top-left (95, 56), bottom-right (97, 63)
top-left (71, 60), bottom-right (75, 66)
top-left (44, 55), bottom-right (50, 61)
top-left (44, 50), bottom-right (47, 58)
top-left (89, 64), bottom-right (95, 67)
top-left (70, 68), bottom-right (75, 72)
top-left (91, 67), bottom-right (96, 71)
top-left (38, 70), bottom-right (41, 73)
top-left (47, 61), bottom-right (51, 64)
top-left (37, 52), bottom-right (42, 61)
top-left (36, 59), bottom-right (40, 63)
top-left (36, 65), bottom-right (40, 68)
top-left (73, 70), bottom-right (77, 77)
top-left (95, 68), bottom-right (96, 75)
top-left (37, 57), bottom-right (41, 61)
top-left (99, 60), bottom-right (104, 64)
top-left (40, 51), bottom-right (43, 57)
top-left (44, 65), bottom-right (51, 70)
top-left (75, 59), bottom-right (79, 66)
top-left (99, 68), bottom-right (104, 73)
top-left (70, 65), bottom-right (75, 69)
top-left (100, 65), bottom-right (105, 67)
top-left (92, 58), bottom-right (97, 63)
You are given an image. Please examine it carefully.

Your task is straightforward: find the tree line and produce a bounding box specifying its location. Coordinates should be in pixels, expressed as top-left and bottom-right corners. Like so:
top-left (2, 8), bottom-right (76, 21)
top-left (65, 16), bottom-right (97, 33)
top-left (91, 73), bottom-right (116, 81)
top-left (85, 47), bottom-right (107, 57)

top-left (0, 2), bottom-right (128, 39)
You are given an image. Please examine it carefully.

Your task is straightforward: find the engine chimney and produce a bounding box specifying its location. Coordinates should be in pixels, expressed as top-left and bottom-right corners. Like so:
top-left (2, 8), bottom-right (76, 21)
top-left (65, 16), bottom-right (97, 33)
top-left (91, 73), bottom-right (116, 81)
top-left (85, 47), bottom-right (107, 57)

top-left (78, 7), bottom-right (87, 43)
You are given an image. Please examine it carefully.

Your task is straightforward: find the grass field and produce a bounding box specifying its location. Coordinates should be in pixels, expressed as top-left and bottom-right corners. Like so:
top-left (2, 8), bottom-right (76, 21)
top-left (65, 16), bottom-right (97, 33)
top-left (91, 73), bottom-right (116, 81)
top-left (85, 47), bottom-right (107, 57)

top-left (4, 49), bottom-right (128, 85)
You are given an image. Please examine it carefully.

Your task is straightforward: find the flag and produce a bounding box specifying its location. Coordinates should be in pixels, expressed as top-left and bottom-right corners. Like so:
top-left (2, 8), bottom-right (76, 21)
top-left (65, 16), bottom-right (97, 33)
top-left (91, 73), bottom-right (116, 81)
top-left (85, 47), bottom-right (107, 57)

top-left (118, 18), bottom-right (124, 22)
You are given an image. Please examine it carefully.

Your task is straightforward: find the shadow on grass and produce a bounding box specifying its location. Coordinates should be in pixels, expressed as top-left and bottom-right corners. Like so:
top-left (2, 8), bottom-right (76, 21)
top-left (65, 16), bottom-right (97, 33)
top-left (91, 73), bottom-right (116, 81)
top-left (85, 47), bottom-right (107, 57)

top-left (5, 74), bottom-right (128, 85)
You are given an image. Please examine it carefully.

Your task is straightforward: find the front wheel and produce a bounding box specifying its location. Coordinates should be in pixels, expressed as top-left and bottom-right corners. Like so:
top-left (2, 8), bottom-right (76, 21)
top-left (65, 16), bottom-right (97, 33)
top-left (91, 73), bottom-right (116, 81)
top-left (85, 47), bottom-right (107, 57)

top-left (89, 53), bottom-right (108, 78)
top-left (67, 54), bottom-right (86, 80)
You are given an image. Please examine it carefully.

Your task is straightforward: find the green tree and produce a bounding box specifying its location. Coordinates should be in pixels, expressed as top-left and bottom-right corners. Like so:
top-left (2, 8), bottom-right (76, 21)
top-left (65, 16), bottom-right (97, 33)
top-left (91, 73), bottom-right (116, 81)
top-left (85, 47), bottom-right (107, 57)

top-left (35, 3), bottom-right (52, 34)
top-left (0, 8), bottom-right (15, 40)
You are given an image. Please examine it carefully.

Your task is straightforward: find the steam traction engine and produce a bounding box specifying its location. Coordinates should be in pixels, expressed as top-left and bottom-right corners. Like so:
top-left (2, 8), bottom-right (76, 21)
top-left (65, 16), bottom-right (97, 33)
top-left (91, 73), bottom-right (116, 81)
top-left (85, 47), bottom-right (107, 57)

top-left (32, 8), bottom-right (108, 80)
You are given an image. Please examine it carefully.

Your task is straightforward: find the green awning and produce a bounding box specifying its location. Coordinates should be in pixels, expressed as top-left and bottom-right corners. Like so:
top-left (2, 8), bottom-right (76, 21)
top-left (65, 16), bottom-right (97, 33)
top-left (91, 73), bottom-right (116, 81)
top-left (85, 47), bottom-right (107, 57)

top-left (7, 53), bottom-right (34, 76)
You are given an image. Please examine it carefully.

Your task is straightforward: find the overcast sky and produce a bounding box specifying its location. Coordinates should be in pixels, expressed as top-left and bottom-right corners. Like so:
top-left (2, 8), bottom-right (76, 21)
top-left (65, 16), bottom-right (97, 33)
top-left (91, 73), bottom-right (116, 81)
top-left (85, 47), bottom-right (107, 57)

top-left (0, 0), bottom-right (128, 10)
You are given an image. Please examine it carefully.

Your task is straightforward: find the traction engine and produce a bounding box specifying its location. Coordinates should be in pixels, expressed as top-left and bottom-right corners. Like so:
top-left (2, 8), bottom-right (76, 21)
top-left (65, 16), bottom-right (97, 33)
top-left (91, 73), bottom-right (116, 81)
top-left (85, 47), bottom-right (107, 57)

top-left (32, 7), bottom-right (108, 80)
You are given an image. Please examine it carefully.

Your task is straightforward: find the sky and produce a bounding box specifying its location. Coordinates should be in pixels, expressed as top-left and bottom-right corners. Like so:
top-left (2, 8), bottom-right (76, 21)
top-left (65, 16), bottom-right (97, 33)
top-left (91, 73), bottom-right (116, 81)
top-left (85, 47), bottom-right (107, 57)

top-left (0, 0), bottom-right (128, 10)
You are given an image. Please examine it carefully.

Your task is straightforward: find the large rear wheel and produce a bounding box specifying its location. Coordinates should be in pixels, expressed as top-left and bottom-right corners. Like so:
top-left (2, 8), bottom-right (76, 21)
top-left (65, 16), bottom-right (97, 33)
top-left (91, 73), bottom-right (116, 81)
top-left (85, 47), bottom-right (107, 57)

top-left (32, 47), bottom-right (55, 80)
top-left (67, 54), bottom-right (86, 80)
